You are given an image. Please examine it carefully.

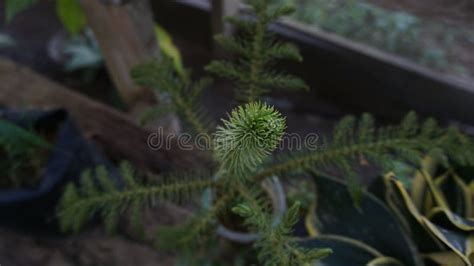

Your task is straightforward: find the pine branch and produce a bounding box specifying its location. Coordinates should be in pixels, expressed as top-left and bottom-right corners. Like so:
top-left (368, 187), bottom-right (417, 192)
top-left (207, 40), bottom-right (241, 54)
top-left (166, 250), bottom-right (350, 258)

top-left (265, 42), bottom-right (302, 62)
top-left (259, 72), bottom-right (307, 91)
top-left (154, 211), bottom-right (216, 251)
top-left (214, 102), bottom-right (286, 182)
top-left (57, 162), bottom-right (214, 234)
top-left (250, 112), bottom-right (474, 202)
top-left (233, 190), bottom-right (331, 266)
top-left (132, 58), bottom-right (214, 141)
top-left (155, 188), bottom-right (237, 250)
top-left (138, 104), bottom-right (176, 126)
top-left (205, 0), bottom-right (307, 102)
top-left (214, 35), bottom-right (250, 57)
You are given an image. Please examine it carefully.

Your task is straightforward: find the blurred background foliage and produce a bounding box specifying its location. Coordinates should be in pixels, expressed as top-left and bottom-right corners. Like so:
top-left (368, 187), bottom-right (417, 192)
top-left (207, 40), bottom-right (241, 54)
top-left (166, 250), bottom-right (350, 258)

top-left (272, 0), bottom-right (474, 80)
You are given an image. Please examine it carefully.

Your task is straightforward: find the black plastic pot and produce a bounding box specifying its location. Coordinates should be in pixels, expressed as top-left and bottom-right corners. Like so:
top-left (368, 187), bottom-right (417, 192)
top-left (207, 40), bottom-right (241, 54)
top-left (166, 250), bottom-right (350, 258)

top-left (0, 108), bottom-right (114, 232)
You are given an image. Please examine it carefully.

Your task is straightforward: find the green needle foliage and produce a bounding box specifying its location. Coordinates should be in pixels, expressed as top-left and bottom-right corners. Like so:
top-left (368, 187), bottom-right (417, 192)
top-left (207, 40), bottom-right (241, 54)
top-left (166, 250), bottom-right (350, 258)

top-left (233, 200), bottom-right (332, 265)
top-left (132, 58), bottom-right (214, 140)
top-left (58, 102), bottom-right (324, 264)
top-left (155, 190), bottom-right (237, 251)
top-left (215, 102), bottom-right (285, 182)
top-left (58, 162), bottom-right (214, 234)
top-left (205, 0), bottom-right (308, 102)
top-left (57, 0), bottom-right (474, 264)
top-left (250, 112), bottom-right (474, 202)
top-left (238, 184), bottom-right (332, 265)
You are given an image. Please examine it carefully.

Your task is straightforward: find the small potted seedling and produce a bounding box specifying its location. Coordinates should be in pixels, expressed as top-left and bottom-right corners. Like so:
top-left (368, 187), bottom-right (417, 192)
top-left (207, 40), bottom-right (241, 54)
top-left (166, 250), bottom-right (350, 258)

top-left (0, 118), bottom-right (52, 189)
top-left (0, 109), bottom-right (111, 231)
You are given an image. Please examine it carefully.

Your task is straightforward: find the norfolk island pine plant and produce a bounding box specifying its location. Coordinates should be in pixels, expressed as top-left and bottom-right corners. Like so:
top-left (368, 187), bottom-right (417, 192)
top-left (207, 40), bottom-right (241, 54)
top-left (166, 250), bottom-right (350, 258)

top-left (56, 0), bottom-right (474, 265)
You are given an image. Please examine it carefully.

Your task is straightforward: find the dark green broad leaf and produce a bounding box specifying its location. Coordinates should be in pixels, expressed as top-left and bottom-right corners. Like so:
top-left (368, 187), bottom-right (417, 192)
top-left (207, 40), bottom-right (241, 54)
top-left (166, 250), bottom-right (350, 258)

top-left (435, 173), bottom-right (468, 218)
top-left (310, 175), bottom-right (422, 266)
top-left (369, 174), bottom-right (444, 254)
top-left (429, 208), bottom-right (474, 232)
top-left (422, 218), bottom-right (474, 265)
top-left (383, 176), bottom-right (474, 265)
top-left (299, 235), bottom-right (403, 266)
top-left (451, 165), bottom-right (474, 184)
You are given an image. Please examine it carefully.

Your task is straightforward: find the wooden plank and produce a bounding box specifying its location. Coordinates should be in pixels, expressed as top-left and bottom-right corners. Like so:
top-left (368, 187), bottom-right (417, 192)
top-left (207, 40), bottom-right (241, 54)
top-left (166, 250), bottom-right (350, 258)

top-left (78, 0), bottom-right (159, 106)
top-left (0, 57), bottom-right (209, 174)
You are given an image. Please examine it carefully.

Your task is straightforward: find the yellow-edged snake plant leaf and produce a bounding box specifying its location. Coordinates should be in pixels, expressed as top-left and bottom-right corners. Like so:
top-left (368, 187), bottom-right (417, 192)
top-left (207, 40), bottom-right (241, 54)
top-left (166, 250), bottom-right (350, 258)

top-left (423, 251), bottom-right (466, 265)
top-left (428, 208), bottom-right (474, 232)
top-left (299, 235), bottom-right (403, 266)
top-left (434, 172), bottom-right (474, 221)
top-left (383, 174), bottom-right (446, 253)
top-left (384, 171), bottom-right (474, 265)
top-left (308, 175), bottom-right (422, 266)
